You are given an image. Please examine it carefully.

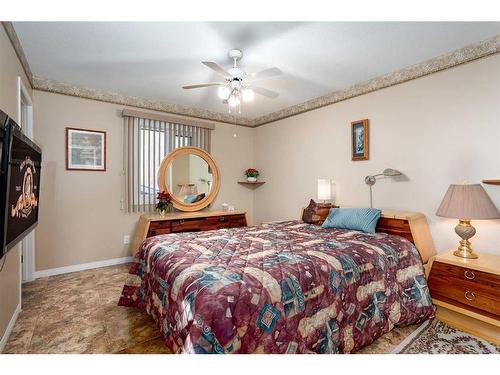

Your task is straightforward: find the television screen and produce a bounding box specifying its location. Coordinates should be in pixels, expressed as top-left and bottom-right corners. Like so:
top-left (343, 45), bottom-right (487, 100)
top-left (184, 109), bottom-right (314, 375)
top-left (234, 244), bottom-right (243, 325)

top-left (4, 125), bottom-right (42, 251)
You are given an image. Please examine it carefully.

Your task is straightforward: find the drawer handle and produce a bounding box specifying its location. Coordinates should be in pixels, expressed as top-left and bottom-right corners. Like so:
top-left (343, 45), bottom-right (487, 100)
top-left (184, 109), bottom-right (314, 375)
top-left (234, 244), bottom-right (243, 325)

top-left (219, 217), bottom-right (226, 222)
top-left (464, 270), bottom-right (475, 280)
top-left (179, 219), bottom-right (185, 224)
top-left (464, 290), bottom-right (476, 301)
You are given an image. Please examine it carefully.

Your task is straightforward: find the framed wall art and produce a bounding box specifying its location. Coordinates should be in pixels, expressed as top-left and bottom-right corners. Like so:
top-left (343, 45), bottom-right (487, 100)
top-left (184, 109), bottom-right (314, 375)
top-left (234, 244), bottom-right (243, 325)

top-left (66, 127), bottom-right (106, 171)
top-left (351, 119), bottom-right (369, 161)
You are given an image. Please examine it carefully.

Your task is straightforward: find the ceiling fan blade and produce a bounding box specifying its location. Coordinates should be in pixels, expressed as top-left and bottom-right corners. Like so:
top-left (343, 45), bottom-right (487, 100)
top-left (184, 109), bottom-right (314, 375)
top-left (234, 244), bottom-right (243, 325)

top-left (182, 82), bottom-right (225, 89)
top-left (250, 86), bottom-right (280, 99)
top-left (248, 67), bottom-right (282, 80)
top-left (202, 61), bottom-right (232, 78)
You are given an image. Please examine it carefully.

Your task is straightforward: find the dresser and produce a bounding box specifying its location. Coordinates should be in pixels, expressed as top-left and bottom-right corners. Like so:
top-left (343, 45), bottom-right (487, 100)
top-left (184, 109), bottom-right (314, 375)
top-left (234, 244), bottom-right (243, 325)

top-left (130, 210), bottom-right (247, 255)
top-left (426, 251), bottom-right (500, 344)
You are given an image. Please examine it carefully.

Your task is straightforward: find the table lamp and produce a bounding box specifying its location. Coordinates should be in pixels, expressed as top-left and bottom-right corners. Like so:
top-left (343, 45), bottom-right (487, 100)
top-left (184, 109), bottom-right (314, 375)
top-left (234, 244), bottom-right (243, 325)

top-left (317, 179), bottom-right (332, 203)
top-left (436, 183), bottom-right (500, 259)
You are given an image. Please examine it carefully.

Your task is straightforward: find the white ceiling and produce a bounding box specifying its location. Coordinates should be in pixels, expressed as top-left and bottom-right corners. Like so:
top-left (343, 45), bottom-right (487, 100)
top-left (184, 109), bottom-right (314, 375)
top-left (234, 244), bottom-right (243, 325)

top-left (13, 22), bottom-right (500, 119)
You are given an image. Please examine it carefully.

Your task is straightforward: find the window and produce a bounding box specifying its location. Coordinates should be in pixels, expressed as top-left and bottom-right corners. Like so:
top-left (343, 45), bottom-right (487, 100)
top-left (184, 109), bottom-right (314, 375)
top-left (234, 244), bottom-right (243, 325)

top-left (123, 111), bottom-right (212, 212)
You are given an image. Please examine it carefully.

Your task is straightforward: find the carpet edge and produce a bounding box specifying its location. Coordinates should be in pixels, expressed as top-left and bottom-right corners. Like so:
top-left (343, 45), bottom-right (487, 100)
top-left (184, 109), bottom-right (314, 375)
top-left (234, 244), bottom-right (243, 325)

top-left (391, 320), bottom-right (432, 354)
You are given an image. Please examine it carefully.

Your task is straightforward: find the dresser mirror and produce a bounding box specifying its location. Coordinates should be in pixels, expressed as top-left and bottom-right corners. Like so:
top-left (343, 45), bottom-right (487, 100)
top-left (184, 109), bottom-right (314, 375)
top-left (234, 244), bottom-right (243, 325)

top-left (157, 147), bottom-right (220, 212)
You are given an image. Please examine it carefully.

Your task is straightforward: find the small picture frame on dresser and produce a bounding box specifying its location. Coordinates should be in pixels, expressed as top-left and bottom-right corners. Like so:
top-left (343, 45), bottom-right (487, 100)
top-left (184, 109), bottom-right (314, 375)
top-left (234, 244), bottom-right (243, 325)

top-left (351, 119), bottom-right (369, 161)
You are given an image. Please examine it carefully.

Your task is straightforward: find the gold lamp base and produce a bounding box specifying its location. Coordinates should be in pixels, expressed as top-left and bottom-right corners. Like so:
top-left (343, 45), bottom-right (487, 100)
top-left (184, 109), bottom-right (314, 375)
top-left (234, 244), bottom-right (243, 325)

top-left (453, 219), bottom-right (478, 259)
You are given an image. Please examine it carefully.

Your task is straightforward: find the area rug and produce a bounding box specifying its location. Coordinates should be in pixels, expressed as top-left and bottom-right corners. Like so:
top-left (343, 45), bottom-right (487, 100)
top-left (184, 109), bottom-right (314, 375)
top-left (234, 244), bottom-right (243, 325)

top-left (392, 319), bottom-right (500, 354)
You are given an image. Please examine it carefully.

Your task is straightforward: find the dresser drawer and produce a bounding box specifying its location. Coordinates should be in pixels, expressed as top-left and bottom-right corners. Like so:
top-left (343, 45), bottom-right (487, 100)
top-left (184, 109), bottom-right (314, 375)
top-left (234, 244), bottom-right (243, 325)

top-left (133, 211), bottom-right (247, 255)
top-left (206, 215), bottom-right (231, 225)
top-left (148, 221), bottom-right (172, 236)
top-left (147, 227), bottom-right (172, 236)
top-left (205, 214), bottom-right (246, 228)
top-left (428, 261), bottom-right (500, 317)
top-left (227, 214), bottom-right (247, 227)
top-left (171, 218), bottom-right (204, 233)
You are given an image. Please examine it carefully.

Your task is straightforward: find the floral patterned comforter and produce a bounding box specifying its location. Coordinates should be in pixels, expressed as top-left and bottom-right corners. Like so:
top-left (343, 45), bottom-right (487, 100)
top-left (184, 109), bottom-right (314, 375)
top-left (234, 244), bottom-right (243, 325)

top-left (119, 221), bottom-right (435, 353)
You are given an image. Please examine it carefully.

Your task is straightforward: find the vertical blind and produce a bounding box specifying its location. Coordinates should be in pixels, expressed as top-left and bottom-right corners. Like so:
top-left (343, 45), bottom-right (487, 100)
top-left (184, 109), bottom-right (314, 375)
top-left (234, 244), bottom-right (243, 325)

top-left (123, 110), bottom-right (213, 213)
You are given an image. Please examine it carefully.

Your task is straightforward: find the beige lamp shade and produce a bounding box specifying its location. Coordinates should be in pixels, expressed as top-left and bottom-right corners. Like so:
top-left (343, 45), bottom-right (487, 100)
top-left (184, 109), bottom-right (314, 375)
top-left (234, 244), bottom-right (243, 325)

top-left (436, 184), bottom-right (500, 219)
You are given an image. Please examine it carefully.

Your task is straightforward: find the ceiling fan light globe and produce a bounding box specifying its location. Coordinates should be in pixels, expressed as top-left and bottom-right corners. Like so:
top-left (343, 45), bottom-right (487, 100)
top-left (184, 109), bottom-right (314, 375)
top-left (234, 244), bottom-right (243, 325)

top-left (228, 94), bottom-right (240, 107)
top-left (230, 79), bottom-right (242, 90)
top-left (218, 86), bottom-right (231, 100)
top-left (242, 88), bottom-right (255, 102)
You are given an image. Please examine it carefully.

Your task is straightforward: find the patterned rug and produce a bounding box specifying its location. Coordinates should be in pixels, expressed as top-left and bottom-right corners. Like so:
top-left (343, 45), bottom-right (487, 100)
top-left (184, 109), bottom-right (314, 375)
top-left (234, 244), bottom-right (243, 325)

top-left (392, 319), bottom-right (500, 354)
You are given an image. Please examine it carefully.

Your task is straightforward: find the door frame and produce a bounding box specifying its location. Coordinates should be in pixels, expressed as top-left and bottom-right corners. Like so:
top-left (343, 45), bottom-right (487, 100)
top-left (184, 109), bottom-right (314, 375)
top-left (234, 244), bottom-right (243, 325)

top-left (17, 76), bottom-right (35, 283)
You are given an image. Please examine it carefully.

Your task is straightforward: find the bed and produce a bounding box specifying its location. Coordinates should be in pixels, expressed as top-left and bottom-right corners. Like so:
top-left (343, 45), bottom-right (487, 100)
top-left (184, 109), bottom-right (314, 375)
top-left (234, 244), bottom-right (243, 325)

top-left (119, 211), bottom-right (436, 353)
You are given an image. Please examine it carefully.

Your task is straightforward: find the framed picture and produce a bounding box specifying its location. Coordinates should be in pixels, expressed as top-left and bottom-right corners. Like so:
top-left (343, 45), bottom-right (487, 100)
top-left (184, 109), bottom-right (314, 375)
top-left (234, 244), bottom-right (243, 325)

top-left (66, 127), bottom-right (106, 171)
top-left (351, 119), bottom-right (369, 161)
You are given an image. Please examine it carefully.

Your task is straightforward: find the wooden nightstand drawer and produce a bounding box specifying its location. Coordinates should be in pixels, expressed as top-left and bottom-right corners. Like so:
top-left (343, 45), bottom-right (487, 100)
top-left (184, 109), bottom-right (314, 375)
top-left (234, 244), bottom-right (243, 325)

top-left (428, 261), bottom-right (500, 318)
top-left (429, 262), bottom-right (500, 298)
top-left (431, 286), bottom-right (500, 317)
top-left (426, 251), bottom-right (500, 344)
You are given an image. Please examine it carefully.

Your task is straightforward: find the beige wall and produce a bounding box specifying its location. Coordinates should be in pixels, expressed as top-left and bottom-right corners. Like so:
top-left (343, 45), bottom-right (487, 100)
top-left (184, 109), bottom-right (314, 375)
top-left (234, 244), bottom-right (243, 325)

top-left (17, 33), bottom-right (500, 278)
top-left (254, 54), bottom-right (500, 255)
top-left (0, 26), bottom-right (32, 342)
top-left (33, 91), bottom-right (254, 271)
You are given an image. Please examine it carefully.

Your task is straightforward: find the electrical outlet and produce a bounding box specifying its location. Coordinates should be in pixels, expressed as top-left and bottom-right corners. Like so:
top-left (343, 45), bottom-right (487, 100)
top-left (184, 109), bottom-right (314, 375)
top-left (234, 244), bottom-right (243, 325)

top-left (123, 235), bottom-right (130, 245)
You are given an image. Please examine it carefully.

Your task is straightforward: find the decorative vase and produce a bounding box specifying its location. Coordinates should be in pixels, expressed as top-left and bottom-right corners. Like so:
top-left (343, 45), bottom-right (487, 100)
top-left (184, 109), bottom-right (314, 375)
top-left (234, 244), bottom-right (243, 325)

top-left (158, 209), bottom-right (166, 217)
top-left (247, 176), bottom-right (257, 182)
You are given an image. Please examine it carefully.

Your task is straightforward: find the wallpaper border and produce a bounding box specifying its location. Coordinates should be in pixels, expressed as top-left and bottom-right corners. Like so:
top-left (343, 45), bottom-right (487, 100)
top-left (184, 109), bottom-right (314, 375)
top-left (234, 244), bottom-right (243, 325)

top-left (3, 21), bottom-right (499, 127)
top-left (2, 22), bottom-right (34, 87)
top-left (32, 76), bottom-right (254, 127)
top-left (253, 34), bottom-right (500, 126)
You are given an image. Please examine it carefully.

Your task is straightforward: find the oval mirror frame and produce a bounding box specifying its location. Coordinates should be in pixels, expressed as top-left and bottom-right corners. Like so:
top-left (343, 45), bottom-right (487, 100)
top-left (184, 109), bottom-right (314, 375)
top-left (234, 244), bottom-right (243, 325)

top-left (157, 146), bottom-right (220, 212)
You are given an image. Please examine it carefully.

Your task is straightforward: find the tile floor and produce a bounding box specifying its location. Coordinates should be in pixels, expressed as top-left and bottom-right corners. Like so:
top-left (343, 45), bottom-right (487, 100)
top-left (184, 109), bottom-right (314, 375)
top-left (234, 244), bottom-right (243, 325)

top-left (3, 264), bottom-right (419, 354)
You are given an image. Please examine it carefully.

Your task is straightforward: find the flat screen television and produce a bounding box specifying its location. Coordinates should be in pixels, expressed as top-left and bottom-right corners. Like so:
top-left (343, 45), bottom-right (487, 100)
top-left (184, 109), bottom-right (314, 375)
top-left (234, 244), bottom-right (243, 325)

top-left (0, 109), bottom-right (42, 258)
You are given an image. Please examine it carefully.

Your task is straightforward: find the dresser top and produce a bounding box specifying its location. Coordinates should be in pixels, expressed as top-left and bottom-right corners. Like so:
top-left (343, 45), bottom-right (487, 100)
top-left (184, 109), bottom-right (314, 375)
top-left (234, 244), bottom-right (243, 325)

top-left (141, 210), bottom-right (246, 222)
top-left (433, 251), bottom-right (500, 276)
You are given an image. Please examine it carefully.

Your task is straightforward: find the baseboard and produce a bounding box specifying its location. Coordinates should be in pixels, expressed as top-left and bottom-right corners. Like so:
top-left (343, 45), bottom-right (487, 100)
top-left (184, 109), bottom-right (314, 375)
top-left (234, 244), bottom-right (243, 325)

top-left (0, 303), bottom-right (21, 353)
top-left (34, 256), bottom-right (134, 279)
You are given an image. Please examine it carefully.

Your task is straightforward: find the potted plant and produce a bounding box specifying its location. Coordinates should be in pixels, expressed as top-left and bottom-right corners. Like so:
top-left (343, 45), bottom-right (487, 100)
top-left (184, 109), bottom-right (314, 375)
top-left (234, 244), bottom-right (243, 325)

top-left (156, 191), bottom-right (173, 216)
top-left (245, 168), bottom-right (259, 182)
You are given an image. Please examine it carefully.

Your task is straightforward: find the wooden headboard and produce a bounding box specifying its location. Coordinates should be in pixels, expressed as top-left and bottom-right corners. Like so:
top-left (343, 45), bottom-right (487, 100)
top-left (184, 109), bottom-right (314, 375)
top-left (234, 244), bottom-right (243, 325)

top-left (301, 209), bottom-right (436, 263)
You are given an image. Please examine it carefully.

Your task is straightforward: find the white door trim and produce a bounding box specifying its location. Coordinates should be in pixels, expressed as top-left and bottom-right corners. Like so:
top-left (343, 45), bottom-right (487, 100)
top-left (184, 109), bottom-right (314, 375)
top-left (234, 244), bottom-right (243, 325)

top-left (17, 76), bottom-right (35, 283)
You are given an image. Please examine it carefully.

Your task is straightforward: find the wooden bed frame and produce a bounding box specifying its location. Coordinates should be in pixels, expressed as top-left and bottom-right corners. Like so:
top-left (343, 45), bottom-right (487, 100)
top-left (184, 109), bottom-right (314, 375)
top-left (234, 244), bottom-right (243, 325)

top-left (301, 209), bottom-right (436, 263)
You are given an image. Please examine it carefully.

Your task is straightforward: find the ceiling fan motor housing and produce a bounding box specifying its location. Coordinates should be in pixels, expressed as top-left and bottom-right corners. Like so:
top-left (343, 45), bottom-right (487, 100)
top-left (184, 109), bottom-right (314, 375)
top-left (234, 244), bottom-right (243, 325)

top-left (229, 49), bottom-right (243, 61)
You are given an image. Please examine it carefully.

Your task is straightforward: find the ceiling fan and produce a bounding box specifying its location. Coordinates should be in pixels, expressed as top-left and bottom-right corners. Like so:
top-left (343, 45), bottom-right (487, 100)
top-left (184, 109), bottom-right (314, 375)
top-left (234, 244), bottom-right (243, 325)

top-left (182, 49), bottom-right (282, 113)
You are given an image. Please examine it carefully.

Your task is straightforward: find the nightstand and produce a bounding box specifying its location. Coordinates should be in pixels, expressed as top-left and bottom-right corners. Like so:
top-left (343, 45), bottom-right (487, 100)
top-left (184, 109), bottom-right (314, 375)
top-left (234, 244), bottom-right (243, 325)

top-left (426, 251), bottom-right (500, 345)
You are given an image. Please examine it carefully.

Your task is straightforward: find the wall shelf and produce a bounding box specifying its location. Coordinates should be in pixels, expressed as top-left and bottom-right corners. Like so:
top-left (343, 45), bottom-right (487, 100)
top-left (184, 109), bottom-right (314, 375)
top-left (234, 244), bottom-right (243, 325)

top-left (238, 181), bottom-right (266, 187)
top-left (483, 179), bottom-right (500, 185)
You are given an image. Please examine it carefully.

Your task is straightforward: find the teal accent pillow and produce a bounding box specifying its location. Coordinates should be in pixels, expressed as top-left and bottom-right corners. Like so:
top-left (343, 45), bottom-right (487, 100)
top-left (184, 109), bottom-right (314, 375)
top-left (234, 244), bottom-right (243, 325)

top-left (321, 208), bottom-right (382, 234)
top-left (184, 195), bottom-right (197, 204)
